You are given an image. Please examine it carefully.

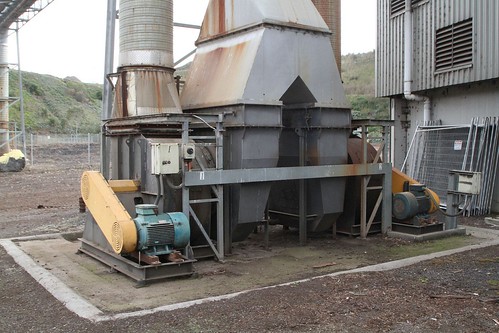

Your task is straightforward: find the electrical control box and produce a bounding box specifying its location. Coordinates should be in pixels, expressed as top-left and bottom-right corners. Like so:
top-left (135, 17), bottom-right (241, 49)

top-left (150, 143), bottom-right (180, 175)
top-left (183, 144), bottom-right (196, 160)
top-left (457, 172), bottom-right (481, 195)
top-left (450, 170), bottom-right (481, 195)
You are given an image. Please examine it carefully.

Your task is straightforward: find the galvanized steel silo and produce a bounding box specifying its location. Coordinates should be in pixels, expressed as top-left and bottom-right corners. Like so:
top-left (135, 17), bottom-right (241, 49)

top-left (119, 0), bottom-right (174, 68)
top-left (113, 0), bottom-right (181, 117)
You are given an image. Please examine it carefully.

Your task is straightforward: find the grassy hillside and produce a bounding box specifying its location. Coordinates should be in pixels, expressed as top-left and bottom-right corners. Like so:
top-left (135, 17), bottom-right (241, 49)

top-left (341, 51), bottom-right (389, 120)
top-left (8, 71), bottom-right (102, 134)
top-left (7, 51), bottom-right (387, 134)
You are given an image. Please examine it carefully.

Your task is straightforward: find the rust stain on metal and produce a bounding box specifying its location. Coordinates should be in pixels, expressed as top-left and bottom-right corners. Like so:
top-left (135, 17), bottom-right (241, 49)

top-left (111, 72), bottom-right (128, 119)
top-left (230, 0), bottom-right (234, 30)
top-left (154, 72), bottom-right (163, 113)
top-left (182, 37), bottom-right (253, 108)
top-left (218, 0), bottom-right (225, 33)
top-left (347, 138), bottom-right (378, 164)
top-left (308, 143), bottom-right (320, 166)
top-left (120, 71), bottom-right (129, 118)
top-left (345, 163), bottom-right (365, 177)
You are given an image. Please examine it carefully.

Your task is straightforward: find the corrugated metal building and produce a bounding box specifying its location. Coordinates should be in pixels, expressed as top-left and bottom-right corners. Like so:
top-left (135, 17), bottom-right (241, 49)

top-left (376, 0), bottom-right (499, 213)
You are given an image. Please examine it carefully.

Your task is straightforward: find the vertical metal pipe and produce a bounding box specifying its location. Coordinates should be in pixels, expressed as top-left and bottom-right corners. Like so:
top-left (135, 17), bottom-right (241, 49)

top-left (298, 129), bottom-right (307, 246)
top-left (403, 0), bottom-right (431, 122)
top-left (181, 120), bottom-right (190, 225)
top-left (446, 173), bottom-right (457, 229)
top-left (216, 116), bottom-right (224, 260)
top-left (403, 0), bottom-right (413, 98)
top-left (87, 133), bottom-right (91, 166)
top-left (101, 0), bottom-right (117, 178)
top-left (103, 0), bottom-right (117, 120)
top-left (360, 125), bottom-right (368, 238)
top-left (381, 164), bottom-right (392, 234)
top-left (0, 29), bottom-right (9, 155)
top-left (15, 23), bottom-right (26, 156)
top-left (30, 132), bottom-right (33, 166)
top-left (382, 125), bottom-right (390, 163)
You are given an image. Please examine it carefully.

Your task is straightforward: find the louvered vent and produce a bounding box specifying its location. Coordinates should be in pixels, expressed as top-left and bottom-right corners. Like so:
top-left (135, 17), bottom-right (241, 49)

top-left (435, 18), bottom-right (473, 72)
top-left (146, 222), bottom-right (175, 247)
top-left (391, 0), bottom-right (426, 16)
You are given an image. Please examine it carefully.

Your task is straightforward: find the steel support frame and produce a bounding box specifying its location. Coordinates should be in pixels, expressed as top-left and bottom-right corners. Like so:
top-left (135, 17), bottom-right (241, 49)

top-left (182, 119), bottom-right (393, 255)
top-left (79, 239), bottom-right (195, 286)
top-left (179, 114), bottom-right (226, 261)
top-left (352, 120), bottom-right (393, 238)
top-left (184, 162), bottom-right (392, 257)
top-left (102, 115), bottom-right (393, 262)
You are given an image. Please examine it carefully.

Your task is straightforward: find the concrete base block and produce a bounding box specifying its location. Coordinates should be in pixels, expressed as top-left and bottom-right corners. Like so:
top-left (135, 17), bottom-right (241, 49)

top-left (485, 217), bottom-right (499, 227)
top-left (387, 227), bottom-right (467, 242)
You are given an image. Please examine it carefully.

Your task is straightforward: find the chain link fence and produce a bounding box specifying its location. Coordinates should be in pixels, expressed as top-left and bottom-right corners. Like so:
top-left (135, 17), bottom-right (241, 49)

top-left (12, 133), bottom-right (101, 168)
top-left (405, 117), bottom-right (499, 215)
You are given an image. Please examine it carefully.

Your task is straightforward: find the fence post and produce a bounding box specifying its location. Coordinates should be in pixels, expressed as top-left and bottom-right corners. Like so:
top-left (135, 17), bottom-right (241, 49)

top-left (30, 133), bottom-right (34, 166)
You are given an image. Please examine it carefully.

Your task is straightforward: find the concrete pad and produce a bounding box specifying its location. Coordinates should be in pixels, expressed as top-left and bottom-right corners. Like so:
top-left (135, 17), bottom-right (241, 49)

top-left (2, 227), bottom-right (498, 322)
top-left (13, 235), bottom-right (374, 314)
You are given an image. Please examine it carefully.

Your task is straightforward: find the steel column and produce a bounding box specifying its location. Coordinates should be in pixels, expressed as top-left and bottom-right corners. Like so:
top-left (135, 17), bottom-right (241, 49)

top-left (382, 168), bottom-right (392, 233)
top-left (0, 29), bottom-right (9, 155)
top-left (15, 23), bottom-right (26, 155)
top-left (360, 125), bottom-right (368, 238)
top-left (101, 0), bottom-right (117, 178)
top-left (298, 129), bottom-right (307, 246)
top-left (215, 115), bottom-right (225, 259)
top-left (446, 173), bottom-right (458, 229)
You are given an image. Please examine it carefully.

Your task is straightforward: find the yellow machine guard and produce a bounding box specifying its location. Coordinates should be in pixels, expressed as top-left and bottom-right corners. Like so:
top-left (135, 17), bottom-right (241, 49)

top-left (392, 167), bottom-right (440, 213)
top-left (81, 171), bottom-right (138, 254)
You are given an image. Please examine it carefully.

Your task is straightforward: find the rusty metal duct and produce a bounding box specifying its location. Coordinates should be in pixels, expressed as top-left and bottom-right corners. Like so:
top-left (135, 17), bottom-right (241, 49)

top-left (112, 0), bottom-right (181, 118)
top-left (182, 0), bottom-right (351, 241)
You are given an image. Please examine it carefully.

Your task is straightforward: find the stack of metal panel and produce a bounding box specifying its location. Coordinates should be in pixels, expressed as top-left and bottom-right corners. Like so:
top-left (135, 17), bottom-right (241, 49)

top-left (408, 117), bottom-right (499, 215)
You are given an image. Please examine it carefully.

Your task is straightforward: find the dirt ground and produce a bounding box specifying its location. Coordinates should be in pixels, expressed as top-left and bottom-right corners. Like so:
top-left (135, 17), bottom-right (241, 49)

top-left (0, 144), bottom-right (498, 332)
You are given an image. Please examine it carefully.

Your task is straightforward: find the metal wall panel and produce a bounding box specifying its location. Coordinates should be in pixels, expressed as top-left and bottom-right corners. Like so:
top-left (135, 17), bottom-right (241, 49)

top-left (376, 0), bottom-right (499, 97)
top-left (376, 0), bottom-right (405, 97)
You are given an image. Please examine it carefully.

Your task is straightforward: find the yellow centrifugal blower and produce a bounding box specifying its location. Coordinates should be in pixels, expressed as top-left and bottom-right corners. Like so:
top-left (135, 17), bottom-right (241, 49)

top-left (80, 171), bottom-right (138, 254)
top-left (391, 167), bottom-right (440, 223)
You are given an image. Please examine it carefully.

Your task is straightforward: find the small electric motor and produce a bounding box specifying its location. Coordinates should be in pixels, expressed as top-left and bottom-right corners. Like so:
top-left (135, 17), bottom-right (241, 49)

top-left (392, 184), bottom-right (432, 224)
top-left (133, 204), bottom-right (190, 256)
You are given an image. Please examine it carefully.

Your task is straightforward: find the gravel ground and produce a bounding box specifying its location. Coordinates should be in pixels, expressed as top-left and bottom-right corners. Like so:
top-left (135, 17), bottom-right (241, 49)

top-left (0, 144), bottom-right (498, 332)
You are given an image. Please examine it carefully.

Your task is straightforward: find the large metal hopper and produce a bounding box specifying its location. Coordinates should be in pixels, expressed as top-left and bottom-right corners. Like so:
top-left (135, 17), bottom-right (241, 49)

top-left (181, 0), bottom-right (351, 240)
